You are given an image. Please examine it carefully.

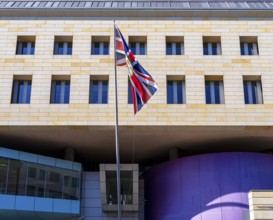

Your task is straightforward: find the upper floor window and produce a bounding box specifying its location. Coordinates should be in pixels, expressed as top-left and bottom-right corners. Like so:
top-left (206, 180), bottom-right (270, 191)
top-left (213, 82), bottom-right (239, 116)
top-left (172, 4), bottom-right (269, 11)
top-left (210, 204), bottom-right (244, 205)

top-left (54, 36), bottom-right (73, 55)
top-left (203, 36), bottom-right (221, 55)
top-left (89, 76), bottom-right (109, 104)
top-left (166, 36), bottom-right (184, 55)
top-left (240, 36), bottom-right (259, 55)
top-left (243, 77), bottom-right (263, 104)
top-left (16, 36), bottom-right (35, 55)
top-left (205, 77), bottom-right (224, 104)
top-left (91, 36), bottom-right (110, 55)
top-left (129, 36), bottom-right (147, 55)
top-left (50, 77), bottom-right (70, 104)
top-left (167, 77), bottom-right (186, 104)
top-left (11, 76), bottom-right (32, 104)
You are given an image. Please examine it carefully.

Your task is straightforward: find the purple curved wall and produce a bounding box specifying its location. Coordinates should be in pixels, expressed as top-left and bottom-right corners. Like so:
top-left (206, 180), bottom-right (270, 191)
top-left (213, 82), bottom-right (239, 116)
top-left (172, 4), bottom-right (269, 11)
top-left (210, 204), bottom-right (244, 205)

top-left (145, 152), bottom-right (273, 220)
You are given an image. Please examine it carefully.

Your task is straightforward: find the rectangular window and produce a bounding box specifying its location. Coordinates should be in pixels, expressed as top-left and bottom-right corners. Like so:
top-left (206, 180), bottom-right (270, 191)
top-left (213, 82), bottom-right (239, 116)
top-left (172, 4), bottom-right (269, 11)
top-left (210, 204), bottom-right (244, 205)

top-left (91, 42), bottom-right (109, 55)
top-left (89, 79), bottom-right (108, 104)
top-left (50, 79), bottom-right (70, 104)
top-left (240, 36), bottom-right (259, 55)
top-left (240, 43), bottom-right (259, 55)
top-left (129, 36), bottom-right (147, 55)
top-left (203, 36), bottom-right (221, 55)
top-left (106, 171), bottom-right (133, 205)
top-left (167, 80), bottom-right (186, 104)
top-left (54, 36), bottom-right (73, 55)
top-left (243, 80), bottom-right (263, 104)
top-left (11, 79), bottom-right (32, 104)
top-left (28, 167), bottom-right (36, 178)
top-left (16, 36), bottom-right (35, 55)
top-left (205, 80), bottom-right (225, 104)
top-left (166, 36), bottom-right (184, 55)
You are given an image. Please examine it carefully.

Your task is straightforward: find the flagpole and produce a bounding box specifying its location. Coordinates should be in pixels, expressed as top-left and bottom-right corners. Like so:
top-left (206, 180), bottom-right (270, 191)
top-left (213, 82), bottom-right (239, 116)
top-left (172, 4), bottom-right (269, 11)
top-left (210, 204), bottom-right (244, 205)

top-left (113, 20), bottom-right (122, 220)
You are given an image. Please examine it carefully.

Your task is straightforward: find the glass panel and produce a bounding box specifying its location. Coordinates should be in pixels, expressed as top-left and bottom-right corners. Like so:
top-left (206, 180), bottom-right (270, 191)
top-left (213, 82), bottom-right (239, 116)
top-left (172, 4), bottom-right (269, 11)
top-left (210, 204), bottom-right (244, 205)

top-left (203, 43), bottom-right (208, 55)
top-left (167, 81), bottom-right (174, 104)
top-left (30, 42), bottom-right (35, 55)
top-left (26, 81), bottom-right (32, 103)
top-left (103, 42), bottom-right (109, 55)
top-left (90, 81), bottom-right (99, 103)
top-left (53, 81), bottom-right (61, 103)
top-left (92, 42), bottom-right (100, 55)
top-left (240, 43), bottom-right (245, 55)
top-left (166, 42), bottom-right (172, 55)
top-left (22, 42), bottom-right (28, 55)
top-left (244, 81), bottom-right (249, 104)
top-left (26, 163), bottom-right (46, 197)
top-left (130, 42), bottom-right (136, 54)
top-left (251, 81), bottom-right (257, 104)
top-left (106, 171), bottom-right (133, 205)
top-left (101, 80), bottom-right (108, 104)
top-left (214, 81), bottom-right (220, 104)
top-left (211, 43), bottom-right (217, 55)
top-left (62, 169), bottom-right (80, 200)
top-left (205, 81), bottom-right (211, 104)
top-left (7, 159), bottom-right (27, 196)
top-left (46, 166), bottom-right (63, 199)
top-left (67, 42), bottom-right (72, 55)
top-left (51, 80), bottom-right (70, 104)
top-left (64, 81), bottom-right (70, 104)
top-left (0, 157), bottom-right (8, 194)
top-left (139, 42), bottom-right (146, 55)
top-left (248, 43), bottom-right (253, 55)
top-left (57, 42), bottom-right (64, 55)
top-left (176, 81), bottom-right (183, 104)
top-left (176, 42), bottom-right (182, 55)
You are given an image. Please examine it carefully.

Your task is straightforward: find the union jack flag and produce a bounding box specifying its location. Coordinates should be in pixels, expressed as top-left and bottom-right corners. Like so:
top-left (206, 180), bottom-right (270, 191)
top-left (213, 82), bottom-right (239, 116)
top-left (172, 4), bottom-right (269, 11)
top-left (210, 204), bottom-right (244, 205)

top-left (114, 24), bottom-right (158, 114)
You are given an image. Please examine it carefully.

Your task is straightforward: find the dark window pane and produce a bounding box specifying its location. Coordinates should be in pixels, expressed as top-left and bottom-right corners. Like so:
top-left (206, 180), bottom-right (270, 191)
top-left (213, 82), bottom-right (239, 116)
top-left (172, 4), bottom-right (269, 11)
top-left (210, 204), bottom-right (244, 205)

top-left (214, 81), bottom-right (220, 104)
top-left (90, 80), bottom-right (108, 104)
top-left (205, 81), bottom-right (211, 104)
top-left (167, 81), bottom-right (174, 104)
top-left (51, 80), bottom-right (70, 104)
top-left (130, 42), bottom-right (136, 54)
top-left (203, 43), bottom-right (208, 55)
top-left (92, 42), bottom-right (100, 54)
top-left (57, 42), bottom-right (64, 54)
top-left (176, 81), bottom-right (183, 104)
top-left (176, 42), bottom-right (182, 55)
top-left (104, 42), bottom-right (109, 55)
top-left (67, 42), bottom-right (72, 55)
top-left (139, 42), bottom-right (145, 55)
top-left (101, 80), bottom-right (108, 104)
top-left (22, 42), bottom-right (28, 54)
top-left (90, 81), bottom-right (99, 103)
top-left (166, 43), bottom-right (172, 55)
top-left (64, 81), bottom-right (70, 104)
top-left (7, 159), bottom-right (27, 196)
top-left (28, 167), bottom-right (36, 178)
top-left (30, 42), bottom-right (35, 55)
top-left (244, 81), bottom-right (249, 104)
top-left (240, 43), bottom-right (245, 55)
top-left (106, 171), bottom-right (133, 205)
top-left (0, 157), bottom-right (8, 194)
top-left (211, 43), bottom-right (217, 55)
top-left (251, 81), bottom-right (257, 104)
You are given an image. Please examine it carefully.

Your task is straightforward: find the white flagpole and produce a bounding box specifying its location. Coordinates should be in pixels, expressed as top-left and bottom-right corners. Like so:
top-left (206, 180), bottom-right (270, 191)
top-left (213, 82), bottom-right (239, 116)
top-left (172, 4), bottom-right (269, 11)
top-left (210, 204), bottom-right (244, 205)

top-left (113, 20), bottom-right (122, 220)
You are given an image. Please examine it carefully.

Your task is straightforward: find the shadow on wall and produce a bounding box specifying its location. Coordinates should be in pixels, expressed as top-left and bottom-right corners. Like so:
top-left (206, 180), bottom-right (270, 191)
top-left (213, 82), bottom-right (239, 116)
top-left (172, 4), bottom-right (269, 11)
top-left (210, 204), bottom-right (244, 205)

top-left (144, 152), bottom-right (273, 220)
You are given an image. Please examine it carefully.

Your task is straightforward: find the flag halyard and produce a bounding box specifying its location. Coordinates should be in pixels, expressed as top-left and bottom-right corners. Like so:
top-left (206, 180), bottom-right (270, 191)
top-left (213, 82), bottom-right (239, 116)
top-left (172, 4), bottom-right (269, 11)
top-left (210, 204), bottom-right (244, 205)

top-left (114, 24), bottom-right (158, 114)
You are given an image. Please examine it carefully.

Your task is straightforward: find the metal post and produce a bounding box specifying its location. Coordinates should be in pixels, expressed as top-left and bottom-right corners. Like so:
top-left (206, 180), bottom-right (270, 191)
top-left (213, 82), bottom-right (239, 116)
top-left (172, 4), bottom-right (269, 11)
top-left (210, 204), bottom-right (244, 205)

top-left (113, 20), bottom-right (122, 220)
